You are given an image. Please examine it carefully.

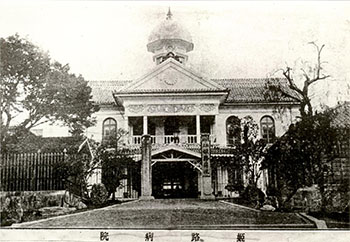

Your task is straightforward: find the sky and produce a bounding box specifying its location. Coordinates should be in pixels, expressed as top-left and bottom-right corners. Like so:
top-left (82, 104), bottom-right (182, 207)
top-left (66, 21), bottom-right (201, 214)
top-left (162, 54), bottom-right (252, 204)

top-left (1, 1), bottom-right (350, 107)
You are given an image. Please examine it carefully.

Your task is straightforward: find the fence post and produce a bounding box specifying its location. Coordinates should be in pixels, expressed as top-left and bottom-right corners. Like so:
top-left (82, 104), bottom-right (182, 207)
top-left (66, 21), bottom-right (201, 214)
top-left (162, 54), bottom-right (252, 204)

top-left (18, 153), bottom-right (22, 191)
top-left (38, 153), bottom-right (42, 191)
top-left (8, 153), bottom-right (11, 191)
top-left (14, 154), bottom-right (18, 191)
top-left (44, 153), bottom-right (47, 190)
top-left (33, 152), bottom-right (36, 191)
top-left (48, 153), bottom-right (52, 190)
top-left (53, 152), bottom-right (57, 190)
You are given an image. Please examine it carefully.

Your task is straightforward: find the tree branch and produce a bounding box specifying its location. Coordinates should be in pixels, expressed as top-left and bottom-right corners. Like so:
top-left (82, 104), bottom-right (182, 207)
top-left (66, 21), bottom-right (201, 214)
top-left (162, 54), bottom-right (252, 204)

top-left (306, 42), bottom-right (330, 85)
top-left (282, 68), bottom-right (304, 97)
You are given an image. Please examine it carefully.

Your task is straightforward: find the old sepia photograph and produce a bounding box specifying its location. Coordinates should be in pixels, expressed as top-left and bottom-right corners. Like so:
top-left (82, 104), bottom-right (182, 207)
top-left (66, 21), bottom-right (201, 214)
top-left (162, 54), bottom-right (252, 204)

top-left (1, 0), bottom-right (349, 241)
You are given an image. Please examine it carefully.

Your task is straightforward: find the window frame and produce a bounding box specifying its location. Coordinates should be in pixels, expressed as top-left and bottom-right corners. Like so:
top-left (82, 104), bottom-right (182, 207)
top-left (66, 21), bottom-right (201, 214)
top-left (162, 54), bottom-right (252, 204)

top-left (260, 115), bottom-right (275, 143)
top-left (102, 118), bottom-right (117, 141)
top-left (226, 116), bottom-right (241, 147)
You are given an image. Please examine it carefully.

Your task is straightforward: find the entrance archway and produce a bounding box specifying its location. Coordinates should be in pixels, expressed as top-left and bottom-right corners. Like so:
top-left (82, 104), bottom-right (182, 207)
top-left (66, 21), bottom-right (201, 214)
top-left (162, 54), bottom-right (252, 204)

top-left (150, 146), bottom-right (202, 199)
top-left (152, 161), bottom-right (198, 198)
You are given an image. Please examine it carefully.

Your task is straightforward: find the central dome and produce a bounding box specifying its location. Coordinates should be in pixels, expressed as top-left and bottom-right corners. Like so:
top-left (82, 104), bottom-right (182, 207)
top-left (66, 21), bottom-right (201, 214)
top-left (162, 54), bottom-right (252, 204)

top-left (147, 9), bottom-right (194, 54)
top-left (148, 19), bottom-right (193, 44)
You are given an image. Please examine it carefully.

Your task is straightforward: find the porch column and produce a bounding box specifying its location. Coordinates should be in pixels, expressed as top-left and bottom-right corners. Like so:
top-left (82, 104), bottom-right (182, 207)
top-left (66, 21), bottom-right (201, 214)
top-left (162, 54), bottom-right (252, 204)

top-left (140, 134), bottom-right (154, 200)
top-left (196, 115), bottom-right (201, 143)
top-left (213, 115), bottom-right (218, 144)
top-left (125, 116), bottom-right (130, 145)
top-left (143, 116), bottom-right (148, 135)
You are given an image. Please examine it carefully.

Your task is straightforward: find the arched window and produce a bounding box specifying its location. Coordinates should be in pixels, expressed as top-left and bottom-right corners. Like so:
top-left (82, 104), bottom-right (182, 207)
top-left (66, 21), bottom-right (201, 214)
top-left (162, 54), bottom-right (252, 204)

top-left (226, 116), bottom-right (241, 146)
top-left (102, 118), bottom-right (117, 141)
top-left (260, 116), bottom-right (275, 143)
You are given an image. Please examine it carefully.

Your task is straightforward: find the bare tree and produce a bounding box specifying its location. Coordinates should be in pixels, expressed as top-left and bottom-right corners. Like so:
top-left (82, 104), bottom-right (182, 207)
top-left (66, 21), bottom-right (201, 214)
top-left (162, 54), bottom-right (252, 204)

top-left (265, 42), bottom-right (330, 118)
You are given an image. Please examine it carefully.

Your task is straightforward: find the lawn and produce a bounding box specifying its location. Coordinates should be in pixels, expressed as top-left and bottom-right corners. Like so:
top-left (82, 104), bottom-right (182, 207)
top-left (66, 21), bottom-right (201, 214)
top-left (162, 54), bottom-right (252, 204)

top-left (15, 199), bottom-right (314, 229)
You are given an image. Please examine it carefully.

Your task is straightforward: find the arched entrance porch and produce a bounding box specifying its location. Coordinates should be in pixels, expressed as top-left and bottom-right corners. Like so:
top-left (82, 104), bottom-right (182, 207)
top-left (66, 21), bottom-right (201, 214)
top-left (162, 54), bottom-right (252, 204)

top-left (152, 162), bottom-right (198, 198)
top-left (150, 146), bottom-right (202, 199)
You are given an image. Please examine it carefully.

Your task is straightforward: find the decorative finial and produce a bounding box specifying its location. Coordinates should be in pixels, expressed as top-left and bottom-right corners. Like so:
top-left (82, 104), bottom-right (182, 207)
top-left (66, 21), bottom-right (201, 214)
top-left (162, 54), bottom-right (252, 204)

top-left (166, 7), bottom-right (172, 20)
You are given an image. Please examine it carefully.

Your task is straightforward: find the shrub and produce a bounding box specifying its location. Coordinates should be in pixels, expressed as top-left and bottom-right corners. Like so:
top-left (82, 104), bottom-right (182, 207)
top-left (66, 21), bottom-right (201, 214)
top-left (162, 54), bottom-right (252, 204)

top-left (324, 180), bottom-right (350, 213)
top-left (1, 196), bottom-right (24, 225)
top-left (241, 185), bottom-right (265, 207)
top-left (225, 183), bottom-right (244, 193)
top-left (90, 183), bottom-right (108, 206)
top-left (264, 196), bottom-right (279, 208)
top-left (54, 153), bottom-right (95, 203)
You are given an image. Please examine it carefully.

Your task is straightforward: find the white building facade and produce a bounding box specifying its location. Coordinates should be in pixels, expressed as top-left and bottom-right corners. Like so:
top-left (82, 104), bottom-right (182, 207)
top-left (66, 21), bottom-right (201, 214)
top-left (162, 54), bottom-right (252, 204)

top-left (86, 10), bottom-right (300, 199)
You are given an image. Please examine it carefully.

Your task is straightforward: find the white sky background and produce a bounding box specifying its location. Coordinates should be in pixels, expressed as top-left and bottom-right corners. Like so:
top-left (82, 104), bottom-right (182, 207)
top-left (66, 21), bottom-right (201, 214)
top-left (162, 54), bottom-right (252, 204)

top-left (1, 1), bottom-right (350, 106)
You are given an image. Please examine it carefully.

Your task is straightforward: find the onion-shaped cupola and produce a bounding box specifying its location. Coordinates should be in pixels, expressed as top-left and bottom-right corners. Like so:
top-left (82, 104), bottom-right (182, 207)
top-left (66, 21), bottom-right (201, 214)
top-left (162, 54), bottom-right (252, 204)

top-left (147, 8), bottom-right (194, 65)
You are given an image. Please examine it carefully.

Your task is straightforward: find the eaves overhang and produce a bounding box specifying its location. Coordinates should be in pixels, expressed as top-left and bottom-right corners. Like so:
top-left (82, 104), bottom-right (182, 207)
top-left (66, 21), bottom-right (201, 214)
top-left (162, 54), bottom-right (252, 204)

top-left (221, 101), bottom-right (301, 106)
top-left (113, 89), bottom-right (229, 104)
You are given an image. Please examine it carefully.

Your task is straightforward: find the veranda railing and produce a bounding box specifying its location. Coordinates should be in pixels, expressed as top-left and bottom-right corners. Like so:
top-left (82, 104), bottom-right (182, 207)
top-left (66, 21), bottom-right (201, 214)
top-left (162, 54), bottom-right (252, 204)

top-left (130, 134), bottom-right (216, 145)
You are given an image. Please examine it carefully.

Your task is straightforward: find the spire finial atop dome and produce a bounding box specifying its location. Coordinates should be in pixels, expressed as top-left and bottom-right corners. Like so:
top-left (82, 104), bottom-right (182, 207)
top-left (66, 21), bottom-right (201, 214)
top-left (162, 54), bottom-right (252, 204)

top-left (147, 8), bottom-right (194, 64)
top-left (166, 7), bottom-right (172, 20)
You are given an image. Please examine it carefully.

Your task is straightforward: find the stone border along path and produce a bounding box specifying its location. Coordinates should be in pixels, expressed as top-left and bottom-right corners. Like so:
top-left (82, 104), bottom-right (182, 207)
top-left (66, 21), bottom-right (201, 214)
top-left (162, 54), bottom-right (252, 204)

top-left (10, 199), bottom-right (316, 229)
top-left (299, 213), bottom-right (328, 229)
top-left (219, 200), bottom-right (260, 212)
top-left (221, 200), bottom-right (326, 229)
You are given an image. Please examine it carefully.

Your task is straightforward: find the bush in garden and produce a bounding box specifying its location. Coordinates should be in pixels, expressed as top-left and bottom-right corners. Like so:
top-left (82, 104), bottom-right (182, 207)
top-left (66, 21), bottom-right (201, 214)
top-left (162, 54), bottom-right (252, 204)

top-left (54, 153), bottom-right (98, 204)
top-left (90, 183), bottom-right (108, 206)
top-left (241, 185), bottom-right (265, 208)
top-left (1, 196), bottom-right (24, 225)
top-left (225, 183), bottom-right (244, 194)
top-left (323, 179), bottom-right (350, 214)
top-left (262, 108), bottom-right (349, 211)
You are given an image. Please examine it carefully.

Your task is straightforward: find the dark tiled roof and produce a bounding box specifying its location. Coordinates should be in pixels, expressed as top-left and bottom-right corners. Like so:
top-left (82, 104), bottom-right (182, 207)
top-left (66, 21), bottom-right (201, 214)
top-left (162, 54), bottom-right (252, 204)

top-left (88, 78), bottom-right (300, 104)
top-left (88, 80), bottom-right (132, 104)
top-left (332, 102), bottom-right (350, 128)
top-left (212, 78), bottom-right (300, 103)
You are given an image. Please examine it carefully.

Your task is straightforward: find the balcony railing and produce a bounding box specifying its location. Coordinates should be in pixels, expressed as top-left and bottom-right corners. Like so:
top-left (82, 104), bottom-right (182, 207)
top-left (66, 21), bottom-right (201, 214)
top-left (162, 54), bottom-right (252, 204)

top-left (129, 135), bottom-right (216, 145)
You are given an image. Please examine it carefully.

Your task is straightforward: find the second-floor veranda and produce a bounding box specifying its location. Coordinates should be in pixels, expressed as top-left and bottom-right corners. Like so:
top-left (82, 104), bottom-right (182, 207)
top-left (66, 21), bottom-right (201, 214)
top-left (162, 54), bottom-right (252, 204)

top-left (126, 115), bottom-right (217, 147)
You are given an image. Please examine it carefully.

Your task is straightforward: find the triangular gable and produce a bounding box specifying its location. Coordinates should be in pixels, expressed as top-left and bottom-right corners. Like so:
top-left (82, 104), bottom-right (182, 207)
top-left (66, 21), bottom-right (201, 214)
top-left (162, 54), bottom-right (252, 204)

top-left (78, 138), bottom-right (94, 159)
top-left (151, 144), bottom-right (201, 159)
top-left (119, 58), bottom-right (224, 92)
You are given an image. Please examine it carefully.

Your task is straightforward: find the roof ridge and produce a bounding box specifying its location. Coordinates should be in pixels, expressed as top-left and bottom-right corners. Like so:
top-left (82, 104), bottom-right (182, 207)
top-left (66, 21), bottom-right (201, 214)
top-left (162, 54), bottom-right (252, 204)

top-left (114, 88), bottom-right (227, 93)
top-left (212, 77), bottom-right (285, 81)
top-left (88, 80), bottom-right (133, 82)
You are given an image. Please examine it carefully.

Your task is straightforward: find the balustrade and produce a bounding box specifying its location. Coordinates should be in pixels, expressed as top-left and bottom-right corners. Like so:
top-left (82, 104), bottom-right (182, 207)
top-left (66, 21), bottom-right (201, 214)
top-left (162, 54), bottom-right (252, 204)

top-left (129, 134), bottom-right (215, 145)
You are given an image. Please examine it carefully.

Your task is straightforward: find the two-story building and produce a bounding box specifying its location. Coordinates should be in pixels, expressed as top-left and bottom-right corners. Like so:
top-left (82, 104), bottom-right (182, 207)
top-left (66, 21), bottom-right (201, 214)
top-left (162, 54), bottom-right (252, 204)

top-left (87, 10), bottom-right (300, 199)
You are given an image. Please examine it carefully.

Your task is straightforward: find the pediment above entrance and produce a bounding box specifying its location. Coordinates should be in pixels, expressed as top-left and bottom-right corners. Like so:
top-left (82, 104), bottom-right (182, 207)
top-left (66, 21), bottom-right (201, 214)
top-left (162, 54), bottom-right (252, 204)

top-left (114, 58), bottom-right (228, 116)
top-left (119, 58), bottom-right (224, 92)
top-left (152, 144), bottom-right (201, 159)
top-left (151, 145), bottom-right (202, 172)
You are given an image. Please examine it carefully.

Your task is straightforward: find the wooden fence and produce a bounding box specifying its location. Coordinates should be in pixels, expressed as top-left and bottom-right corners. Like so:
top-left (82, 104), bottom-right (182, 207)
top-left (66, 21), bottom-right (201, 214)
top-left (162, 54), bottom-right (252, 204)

top-left (0, 153), bottom-right (66, 191)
